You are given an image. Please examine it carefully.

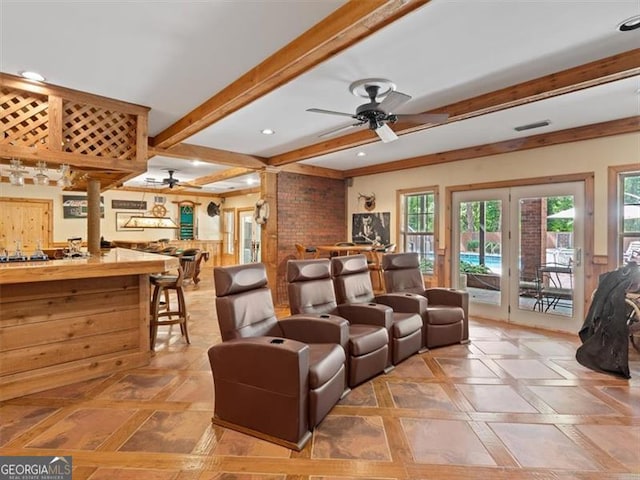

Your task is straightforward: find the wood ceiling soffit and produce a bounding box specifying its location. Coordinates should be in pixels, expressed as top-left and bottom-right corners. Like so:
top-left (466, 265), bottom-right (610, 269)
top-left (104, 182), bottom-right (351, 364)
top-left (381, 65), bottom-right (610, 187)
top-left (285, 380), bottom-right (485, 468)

top-left (114, 185), bottom-right (223, 199)
top-left (269, 48), bottom-right (640, 166)
top-left (280, 162), bottom-right (344, 179)
top-left (148, 144), bottom-right (267, 169)
top-left (219, 186), bottom-right (261, 198)
top-left (0, 145), bottom-right (143, 172)
top-left (343, 116), bottom-right (640, 178)
top-left (150, 0), bottom-right (430, 148)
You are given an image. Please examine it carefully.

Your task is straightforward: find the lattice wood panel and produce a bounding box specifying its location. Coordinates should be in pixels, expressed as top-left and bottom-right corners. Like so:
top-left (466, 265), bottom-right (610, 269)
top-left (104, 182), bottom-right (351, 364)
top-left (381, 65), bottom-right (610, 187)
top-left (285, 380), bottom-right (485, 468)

top-left (0, 87), bottom-right (49, 147)
top-left (62, 101), bottom-right (136, 160)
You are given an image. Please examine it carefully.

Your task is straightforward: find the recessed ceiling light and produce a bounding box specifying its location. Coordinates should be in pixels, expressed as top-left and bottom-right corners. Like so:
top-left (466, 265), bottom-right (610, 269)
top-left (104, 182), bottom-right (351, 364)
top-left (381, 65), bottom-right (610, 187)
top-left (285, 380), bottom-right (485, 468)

top-left (261, 128), bottom-right (275, 135)
top-left (619, 15), bottom-right (640, 31)
top-left (247, 177), bottom-right (257, 185)
top-left (20, 71), bottom-right (45, 82)
top-left (191, 160), bottom-right (202, 166)
top-left (356, 151), bottom-right (366, 157)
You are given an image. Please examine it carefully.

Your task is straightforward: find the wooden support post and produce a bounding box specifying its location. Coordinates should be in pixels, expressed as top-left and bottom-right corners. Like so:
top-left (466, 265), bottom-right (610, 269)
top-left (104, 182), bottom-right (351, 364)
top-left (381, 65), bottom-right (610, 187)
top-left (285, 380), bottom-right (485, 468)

top-left (87, 178), bottom-right (101, 256)
top-left (259, 168), bottom-right (278, 299)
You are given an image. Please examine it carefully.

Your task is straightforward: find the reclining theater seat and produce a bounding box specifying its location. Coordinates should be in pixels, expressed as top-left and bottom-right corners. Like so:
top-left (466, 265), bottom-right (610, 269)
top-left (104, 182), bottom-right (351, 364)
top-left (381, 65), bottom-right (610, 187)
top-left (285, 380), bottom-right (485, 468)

top-left (209, 263), bottom-right (348, 450)
top-left (382, 252), bottom-right (469, 349)
top-left (331, 255), bottom-right (423, 365)
top-left (287, 258), bottom-right (389, 387)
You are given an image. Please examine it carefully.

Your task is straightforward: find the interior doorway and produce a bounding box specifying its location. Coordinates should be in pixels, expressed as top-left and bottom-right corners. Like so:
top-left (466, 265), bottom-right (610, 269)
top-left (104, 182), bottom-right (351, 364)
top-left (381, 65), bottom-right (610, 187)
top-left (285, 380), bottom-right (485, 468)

top-left (238, 209), bottom-right (261, 264)
top-left (452, 182), bottom-right (584, 333)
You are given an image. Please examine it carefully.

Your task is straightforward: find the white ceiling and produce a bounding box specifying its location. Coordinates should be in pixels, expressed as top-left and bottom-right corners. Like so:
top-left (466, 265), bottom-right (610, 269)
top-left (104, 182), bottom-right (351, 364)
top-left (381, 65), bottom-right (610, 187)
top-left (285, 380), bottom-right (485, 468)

top-left (1, 0), bottom-right (639, 192)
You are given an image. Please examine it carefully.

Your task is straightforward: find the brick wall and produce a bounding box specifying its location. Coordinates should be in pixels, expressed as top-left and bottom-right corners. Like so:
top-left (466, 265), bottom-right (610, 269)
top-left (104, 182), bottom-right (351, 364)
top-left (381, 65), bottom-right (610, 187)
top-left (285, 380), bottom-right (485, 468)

top-left (275, 172), bottom-right (346, 305)
top-left (521, 198), bottom-right (546, 281)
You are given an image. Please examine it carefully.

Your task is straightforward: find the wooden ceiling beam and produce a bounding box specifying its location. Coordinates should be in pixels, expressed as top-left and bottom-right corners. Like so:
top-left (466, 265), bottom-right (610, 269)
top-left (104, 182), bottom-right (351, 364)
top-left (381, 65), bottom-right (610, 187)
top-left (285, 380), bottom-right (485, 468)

top-left (280, 162), bottom-right (345, 179)
top-left (190, 167), bottom-right (255, 186)
top-left (343, 116), bottom-right (640, 178)
top-left (148, 143), bottom-right (267, 169)
top-left (269, 48), bottom-right (640, 165)
top-left (150, 0), bottom-right (430, 149)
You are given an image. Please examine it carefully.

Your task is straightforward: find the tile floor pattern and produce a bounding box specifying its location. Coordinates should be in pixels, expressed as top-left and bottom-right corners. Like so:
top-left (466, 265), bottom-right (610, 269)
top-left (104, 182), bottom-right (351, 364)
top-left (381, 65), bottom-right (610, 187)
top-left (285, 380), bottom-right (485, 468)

top-left (1, 271), bottom-right (639, 480)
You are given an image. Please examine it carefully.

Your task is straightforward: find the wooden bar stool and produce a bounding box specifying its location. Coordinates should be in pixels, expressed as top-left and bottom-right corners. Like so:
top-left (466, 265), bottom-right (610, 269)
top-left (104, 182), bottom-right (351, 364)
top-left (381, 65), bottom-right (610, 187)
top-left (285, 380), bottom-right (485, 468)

top-left (150, 265), bottom-right (190, 350)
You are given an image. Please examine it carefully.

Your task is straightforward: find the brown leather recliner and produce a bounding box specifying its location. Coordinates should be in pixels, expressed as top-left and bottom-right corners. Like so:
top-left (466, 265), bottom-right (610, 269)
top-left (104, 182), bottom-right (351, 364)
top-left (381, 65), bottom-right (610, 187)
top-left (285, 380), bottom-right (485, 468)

top-left (287, 258), bottom-right (390, 387)
top-left (382, 252), bottom-right (469, 349)
top-left (331, 255), bottom-right (423, 365)
top-left (209, 263), bottom-right (348, 450)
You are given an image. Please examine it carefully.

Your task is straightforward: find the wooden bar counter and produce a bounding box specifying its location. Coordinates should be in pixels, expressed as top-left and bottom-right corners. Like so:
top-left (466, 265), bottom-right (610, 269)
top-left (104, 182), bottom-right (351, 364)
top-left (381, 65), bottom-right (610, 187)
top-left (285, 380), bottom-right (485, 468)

top-left (0, 248), bottom-right (179, 401)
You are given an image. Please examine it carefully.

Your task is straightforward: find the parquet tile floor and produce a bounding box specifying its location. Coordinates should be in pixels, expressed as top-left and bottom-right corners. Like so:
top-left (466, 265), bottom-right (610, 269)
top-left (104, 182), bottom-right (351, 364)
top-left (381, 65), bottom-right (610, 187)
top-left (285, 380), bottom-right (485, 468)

top-left (1, 270), bottom-right (639, 479)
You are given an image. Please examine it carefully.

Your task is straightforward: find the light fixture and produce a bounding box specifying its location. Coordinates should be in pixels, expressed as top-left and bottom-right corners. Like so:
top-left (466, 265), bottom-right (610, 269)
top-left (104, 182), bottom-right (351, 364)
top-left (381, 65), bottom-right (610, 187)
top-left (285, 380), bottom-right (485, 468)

top-left (8, 159), bottom-right (27, 186)
top-left (618, 15), bottom-right (640, 31)
top-left (123, 215), bottom-right (179, 229)
top-left (260, 128), bottom-right (275, 135)
top-left (19, 71), bottom-right (45, 82)
top-left (33, 161), bottom-right (50, 186)
top-left (247, 177), bottom-right (257, 185)
top-left (356, 151), bottom-right (367, 157)
top-left (57, 164), bottom-right (73, 188)
top-left (191, 160), bottom-right (202, 166)
top-left (514, 120), bottom-right (551, 132)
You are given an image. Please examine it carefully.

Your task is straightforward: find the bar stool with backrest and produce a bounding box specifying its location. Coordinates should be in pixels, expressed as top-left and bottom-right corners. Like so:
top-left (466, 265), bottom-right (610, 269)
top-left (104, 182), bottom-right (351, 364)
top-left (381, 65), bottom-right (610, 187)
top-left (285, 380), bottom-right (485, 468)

top-left (287, 258), bottom-right (389, 387)
top-left (331, 254), bottom-right (424, 365)
top-left (149, 265), bottom-right (190, 350)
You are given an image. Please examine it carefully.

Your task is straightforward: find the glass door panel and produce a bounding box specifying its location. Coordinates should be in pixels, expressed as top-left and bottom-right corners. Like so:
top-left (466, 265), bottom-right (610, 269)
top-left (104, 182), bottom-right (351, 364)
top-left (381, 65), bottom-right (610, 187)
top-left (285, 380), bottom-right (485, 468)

top-left (510, 183), bottom-right (584, 332)
top-left (453, 189), bottom-right (509, 321)
top-left (238, 210), bottom-right (261, 264)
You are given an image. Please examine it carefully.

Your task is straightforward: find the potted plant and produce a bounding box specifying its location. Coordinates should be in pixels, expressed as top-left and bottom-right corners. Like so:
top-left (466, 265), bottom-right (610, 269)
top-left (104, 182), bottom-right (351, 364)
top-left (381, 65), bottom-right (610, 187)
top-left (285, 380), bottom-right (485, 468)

top-left (460, 260), bottom-right (500, 290)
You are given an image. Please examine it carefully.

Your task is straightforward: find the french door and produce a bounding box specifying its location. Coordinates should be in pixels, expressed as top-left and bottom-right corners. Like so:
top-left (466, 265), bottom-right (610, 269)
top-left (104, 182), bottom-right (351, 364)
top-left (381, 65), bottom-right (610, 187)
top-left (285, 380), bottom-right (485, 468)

top-left (452, 182), bottom-right (584, 333)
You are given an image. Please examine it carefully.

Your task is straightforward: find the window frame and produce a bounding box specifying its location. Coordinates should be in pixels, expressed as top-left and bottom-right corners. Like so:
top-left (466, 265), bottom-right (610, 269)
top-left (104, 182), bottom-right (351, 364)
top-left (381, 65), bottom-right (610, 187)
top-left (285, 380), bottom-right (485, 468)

top-left (396, 186), bottom-right (439, 275)
top-left (608, 164), bottom-right (640, 269)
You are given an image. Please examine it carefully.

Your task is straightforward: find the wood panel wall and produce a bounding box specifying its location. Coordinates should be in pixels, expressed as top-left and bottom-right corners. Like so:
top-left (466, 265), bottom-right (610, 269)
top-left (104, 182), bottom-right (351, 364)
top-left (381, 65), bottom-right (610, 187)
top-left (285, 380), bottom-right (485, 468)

top-left (0, 197), bottom-right (53, 251)
top-left (0, 274), bottom-right (150, 400)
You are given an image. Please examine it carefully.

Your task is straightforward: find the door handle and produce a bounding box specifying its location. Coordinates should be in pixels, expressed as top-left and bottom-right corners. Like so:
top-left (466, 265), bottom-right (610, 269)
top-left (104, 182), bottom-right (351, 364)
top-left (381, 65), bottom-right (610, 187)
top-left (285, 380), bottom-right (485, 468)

top-left (575, 248), bottom-right (582, 267)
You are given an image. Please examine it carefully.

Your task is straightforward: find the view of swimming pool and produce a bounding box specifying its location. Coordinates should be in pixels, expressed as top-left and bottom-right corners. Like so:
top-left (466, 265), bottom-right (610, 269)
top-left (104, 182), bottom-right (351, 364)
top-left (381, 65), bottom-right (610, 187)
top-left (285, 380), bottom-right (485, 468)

top-left (459, 252), bottom-right (501, 269)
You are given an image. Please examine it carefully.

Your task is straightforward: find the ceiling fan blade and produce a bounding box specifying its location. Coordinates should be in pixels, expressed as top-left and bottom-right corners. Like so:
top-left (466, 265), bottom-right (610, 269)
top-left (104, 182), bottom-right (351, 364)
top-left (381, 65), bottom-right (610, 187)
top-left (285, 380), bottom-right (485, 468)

top-left (318, 121), bottom-right (366, 138)
top-left (179, 182), bottom-right (203, 189)
top-left (378, 90), bottom-right (411, 114)
top-left (375, 123), bottom-right (398, 143)
top-left (395, 112), bottom-right (449, 124)
top-left (307, 108), bottom-right (357, 118)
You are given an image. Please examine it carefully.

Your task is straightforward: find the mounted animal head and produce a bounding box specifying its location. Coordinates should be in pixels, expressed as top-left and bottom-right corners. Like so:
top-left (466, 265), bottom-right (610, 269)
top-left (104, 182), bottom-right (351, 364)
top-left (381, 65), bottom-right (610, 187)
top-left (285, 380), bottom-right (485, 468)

top-left (207, 201), bottom-right (221, 217)
top-left (358, 192), bottom-right (376, 211)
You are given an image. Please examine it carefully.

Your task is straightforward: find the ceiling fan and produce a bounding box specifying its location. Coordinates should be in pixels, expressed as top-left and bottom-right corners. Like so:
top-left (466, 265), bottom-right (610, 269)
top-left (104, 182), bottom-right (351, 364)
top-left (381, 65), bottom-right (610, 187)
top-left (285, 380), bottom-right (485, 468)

top-left (147, 170), bottom-right (202, 189)
top-left (307, 78), bottom-right (449, 143)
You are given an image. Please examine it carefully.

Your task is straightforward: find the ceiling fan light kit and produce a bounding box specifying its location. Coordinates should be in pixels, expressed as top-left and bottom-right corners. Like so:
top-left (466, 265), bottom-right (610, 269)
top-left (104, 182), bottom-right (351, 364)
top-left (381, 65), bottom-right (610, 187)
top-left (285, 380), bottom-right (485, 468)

top-left (307, 77), bottom-right (449, 143)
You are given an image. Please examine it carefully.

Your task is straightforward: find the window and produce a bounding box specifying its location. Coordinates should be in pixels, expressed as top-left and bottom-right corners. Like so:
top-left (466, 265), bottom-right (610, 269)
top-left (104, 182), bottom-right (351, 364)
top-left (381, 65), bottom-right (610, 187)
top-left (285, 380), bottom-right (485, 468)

top-left (400, 189), bottom-right (436, 274)
top-left (620, 172), bottom-right (640, 265)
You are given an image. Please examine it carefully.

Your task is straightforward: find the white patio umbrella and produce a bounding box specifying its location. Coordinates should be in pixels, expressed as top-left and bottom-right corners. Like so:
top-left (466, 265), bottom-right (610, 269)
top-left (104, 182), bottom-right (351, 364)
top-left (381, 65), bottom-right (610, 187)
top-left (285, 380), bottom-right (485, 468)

top-left (548, 205), bottom-right (640, 219)
top-left (547, 207), bottom-right (575, 219)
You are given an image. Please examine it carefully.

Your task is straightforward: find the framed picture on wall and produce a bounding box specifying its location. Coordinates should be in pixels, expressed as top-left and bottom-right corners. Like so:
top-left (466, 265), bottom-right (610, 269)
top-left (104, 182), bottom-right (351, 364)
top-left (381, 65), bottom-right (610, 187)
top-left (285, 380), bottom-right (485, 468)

top-left (62, 195), bottom-right (104, 219)
top-left (352, 212), bottom-right (390, 245)
top-left (116, 212), bottom-right (142, 232)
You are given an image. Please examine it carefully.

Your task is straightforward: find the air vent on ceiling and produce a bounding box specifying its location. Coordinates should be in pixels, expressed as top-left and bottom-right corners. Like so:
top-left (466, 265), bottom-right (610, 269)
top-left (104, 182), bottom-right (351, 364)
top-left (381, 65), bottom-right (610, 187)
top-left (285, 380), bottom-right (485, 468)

top-left (514, 120), bottom-right (551, 132)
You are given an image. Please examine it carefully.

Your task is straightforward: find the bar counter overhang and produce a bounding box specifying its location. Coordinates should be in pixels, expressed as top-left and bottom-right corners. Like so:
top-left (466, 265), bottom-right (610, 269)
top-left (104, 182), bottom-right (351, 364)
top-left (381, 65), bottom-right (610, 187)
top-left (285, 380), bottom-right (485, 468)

top-left (0, 248), bottom-right (179, 401)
